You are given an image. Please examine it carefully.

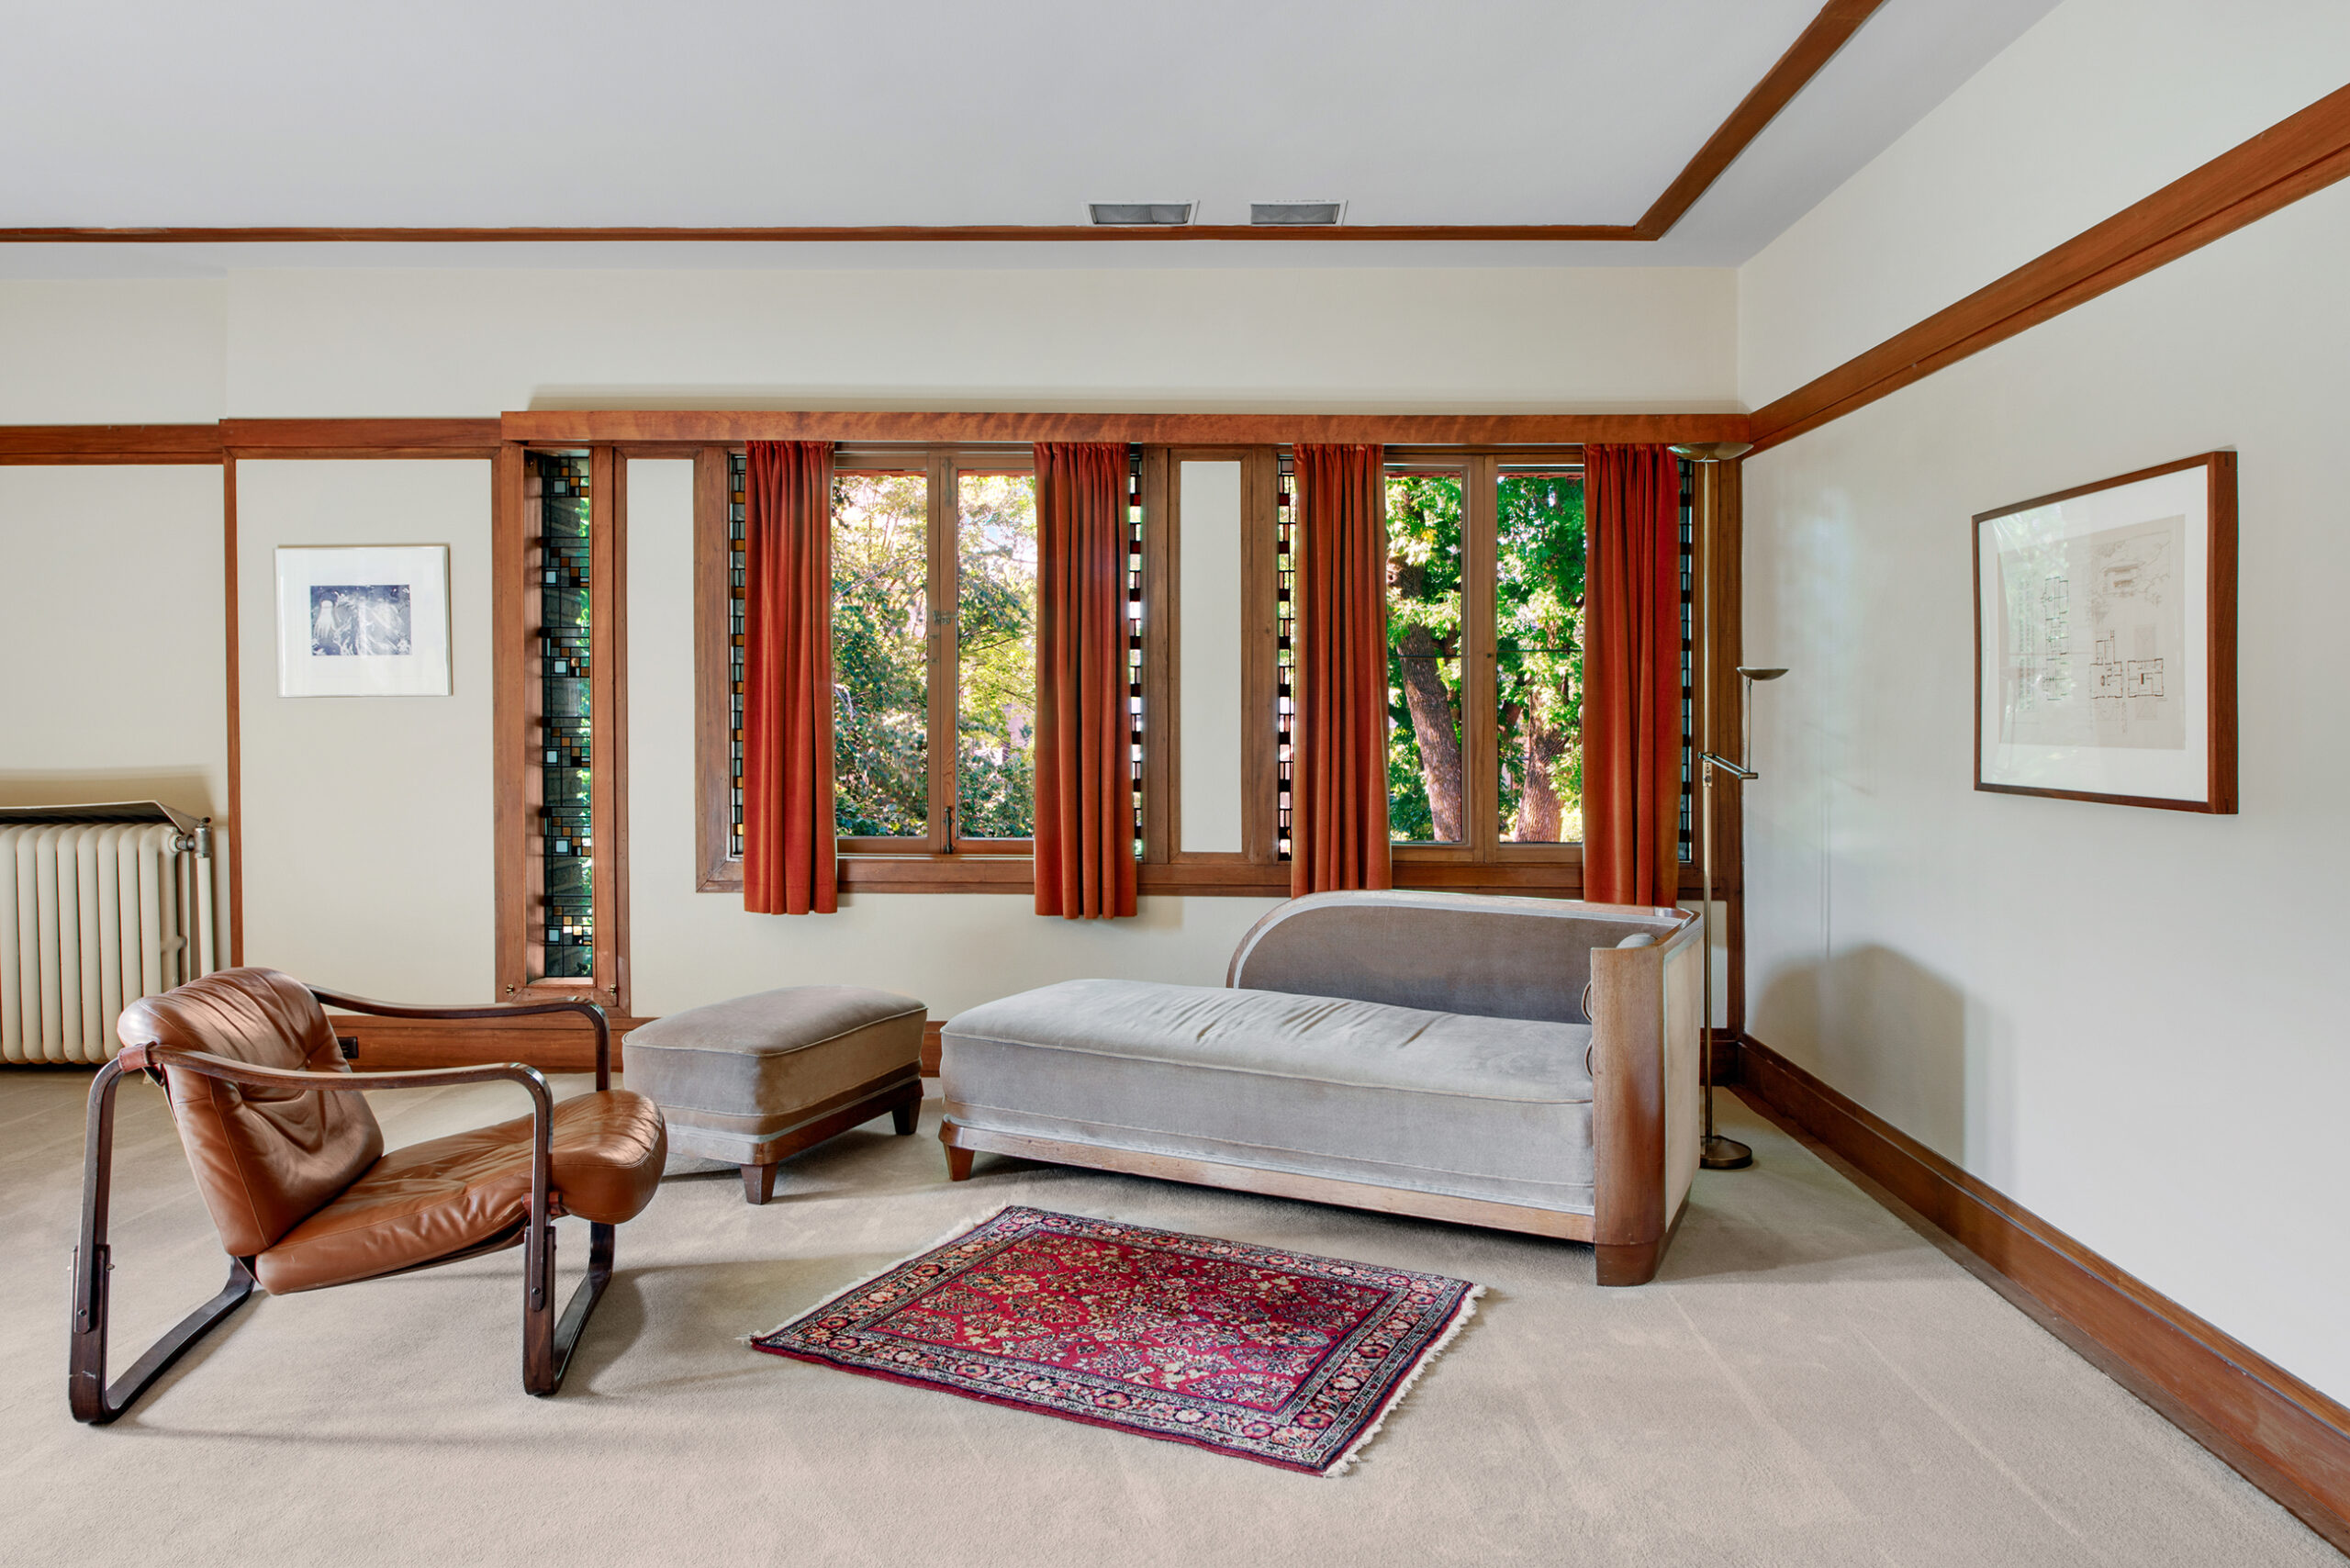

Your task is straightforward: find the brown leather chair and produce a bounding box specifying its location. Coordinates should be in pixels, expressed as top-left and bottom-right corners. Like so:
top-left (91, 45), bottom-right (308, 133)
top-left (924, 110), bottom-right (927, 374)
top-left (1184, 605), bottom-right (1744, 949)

top-left (69, 968), bottom-right (666, 1424)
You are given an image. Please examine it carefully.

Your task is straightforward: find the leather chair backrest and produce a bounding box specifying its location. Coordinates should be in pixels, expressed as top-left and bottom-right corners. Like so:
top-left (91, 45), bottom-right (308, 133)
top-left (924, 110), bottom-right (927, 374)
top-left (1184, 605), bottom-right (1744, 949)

top-left (117, 968), bottom-right (385, 1258)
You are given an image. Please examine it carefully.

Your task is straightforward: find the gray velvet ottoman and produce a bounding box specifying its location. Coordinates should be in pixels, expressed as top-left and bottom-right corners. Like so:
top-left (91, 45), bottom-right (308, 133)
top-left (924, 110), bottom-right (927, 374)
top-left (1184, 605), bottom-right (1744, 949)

top-left (623, 987), bottom-right (926, 1204)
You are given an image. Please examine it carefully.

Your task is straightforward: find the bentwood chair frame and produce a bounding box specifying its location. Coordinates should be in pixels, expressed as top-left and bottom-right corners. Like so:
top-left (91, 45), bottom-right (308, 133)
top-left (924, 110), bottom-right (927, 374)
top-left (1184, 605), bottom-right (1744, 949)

top-left (70, 989), bottom-right (616, 1426)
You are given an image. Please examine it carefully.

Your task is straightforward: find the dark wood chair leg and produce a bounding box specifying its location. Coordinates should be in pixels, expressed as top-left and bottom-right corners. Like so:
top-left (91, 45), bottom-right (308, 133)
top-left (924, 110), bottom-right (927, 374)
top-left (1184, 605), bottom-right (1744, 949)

top-left (891, 1097), bottom-right (919, 1136)
top-left (524, 1220), bottom-right (616, 1397)
top-left (945, 1144), bottom-right (974, 1182)
top-left (742, 1162), bottom-right (778, 1204)
top-left (70, 1061), bottom-right (256, 1425)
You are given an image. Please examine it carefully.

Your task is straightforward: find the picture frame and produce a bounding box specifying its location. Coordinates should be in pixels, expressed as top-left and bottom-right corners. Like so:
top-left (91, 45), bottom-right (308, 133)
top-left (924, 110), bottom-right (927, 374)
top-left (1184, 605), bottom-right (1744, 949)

top-left (1973, 452), bottom-right (2235, 812)
top-left (275, 544), bottom-right (453, 698)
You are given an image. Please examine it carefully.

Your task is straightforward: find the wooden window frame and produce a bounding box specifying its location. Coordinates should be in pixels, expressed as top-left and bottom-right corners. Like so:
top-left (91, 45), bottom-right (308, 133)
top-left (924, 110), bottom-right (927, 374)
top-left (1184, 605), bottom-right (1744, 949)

top-left (494, 441), bottom-right (630, 1014)
top-left (694, 442), bottom-right (1086, 894)
top-left (689, 439), bottom-right (1733, 901)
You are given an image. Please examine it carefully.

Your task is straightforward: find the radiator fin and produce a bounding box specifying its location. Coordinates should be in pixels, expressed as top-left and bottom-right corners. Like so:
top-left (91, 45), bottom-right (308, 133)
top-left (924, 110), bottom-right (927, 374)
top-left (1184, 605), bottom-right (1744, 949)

top-left (0, 822), bottom-right (215, 1065)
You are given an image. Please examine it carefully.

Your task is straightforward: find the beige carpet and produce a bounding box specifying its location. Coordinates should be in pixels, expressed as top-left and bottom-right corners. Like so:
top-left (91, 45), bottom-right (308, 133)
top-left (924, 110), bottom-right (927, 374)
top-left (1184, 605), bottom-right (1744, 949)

top-left (0, 1070), bottom-right (2334, 1568)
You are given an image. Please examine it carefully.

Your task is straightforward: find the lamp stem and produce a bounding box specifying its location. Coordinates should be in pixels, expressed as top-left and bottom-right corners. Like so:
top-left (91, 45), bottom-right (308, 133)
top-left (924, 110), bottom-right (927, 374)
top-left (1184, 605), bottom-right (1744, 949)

top-left (1695, 457), bottom-right (1751, 1172)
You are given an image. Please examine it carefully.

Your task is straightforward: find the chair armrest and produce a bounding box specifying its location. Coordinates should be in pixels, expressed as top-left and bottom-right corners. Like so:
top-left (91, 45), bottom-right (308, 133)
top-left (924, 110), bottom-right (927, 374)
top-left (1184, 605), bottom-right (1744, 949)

top-left (118, 1042), bottom-right (552, 1102)
top-left (306, 988), bottom-right (611, 1091)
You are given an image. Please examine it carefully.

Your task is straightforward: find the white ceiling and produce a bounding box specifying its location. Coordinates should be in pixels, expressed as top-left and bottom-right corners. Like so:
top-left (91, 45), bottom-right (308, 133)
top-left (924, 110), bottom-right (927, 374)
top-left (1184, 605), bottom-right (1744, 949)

top-left (0, 0), bottom-right (2058, 273)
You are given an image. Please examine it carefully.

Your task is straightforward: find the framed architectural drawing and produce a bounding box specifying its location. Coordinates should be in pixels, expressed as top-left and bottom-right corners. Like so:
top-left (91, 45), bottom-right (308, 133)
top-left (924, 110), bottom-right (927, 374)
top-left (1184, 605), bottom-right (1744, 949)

top-left (275, 544), bottom-right (453, 697)
top-left (1974, 453), bottom-right (2235, 812)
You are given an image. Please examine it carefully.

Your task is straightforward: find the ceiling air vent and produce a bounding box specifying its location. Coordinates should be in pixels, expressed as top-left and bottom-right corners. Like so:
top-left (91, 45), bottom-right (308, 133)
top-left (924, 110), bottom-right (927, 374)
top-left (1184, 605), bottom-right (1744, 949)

top-left (1249, 200), bottom-right (1346, 227)
top-left (1087, 201), bottom-right (1195, 226)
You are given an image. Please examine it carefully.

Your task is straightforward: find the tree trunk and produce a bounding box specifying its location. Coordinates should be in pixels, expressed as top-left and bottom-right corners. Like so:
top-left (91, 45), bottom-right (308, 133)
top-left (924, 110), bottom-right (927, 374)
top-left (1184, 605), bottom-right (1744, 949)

top-left (1513, 714), bottom-right (1573, 842)
top-left (1396, 623), bottom-right (1462, 841)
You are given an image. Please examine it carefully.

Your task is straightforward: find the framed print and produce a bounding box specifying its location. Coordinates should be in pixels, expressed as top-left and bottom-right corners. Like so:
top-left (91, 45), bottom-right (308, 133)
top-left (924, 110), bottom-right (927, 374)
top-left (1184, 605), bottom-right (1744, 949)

top-left (1974, 452), bottom-right (2235, 812)
top-left (275, 544), bottom-right (453, 697)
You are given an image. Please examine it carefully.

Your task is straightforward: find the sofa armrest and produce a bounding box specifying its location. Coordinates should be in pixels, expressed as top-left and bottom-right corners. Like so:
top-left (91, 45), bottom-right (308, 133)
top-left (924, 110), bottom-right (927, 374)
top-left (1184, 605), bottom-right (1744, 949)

top-left (1226, 890), bottom-right (1691, 1024)
top-left (1589, 914), bottom-right (1707, 1284)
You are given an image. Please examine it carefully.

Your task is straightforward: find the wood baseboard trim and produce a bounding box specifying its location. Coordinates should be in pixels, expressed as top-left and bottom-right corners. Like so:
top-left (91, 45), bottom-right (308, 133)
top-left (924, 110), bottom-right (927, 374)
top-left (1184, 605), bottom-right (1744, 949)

top-left (1735, 1033), bottom-right (2350, 1552)
top-left (330, 1011), bottom-right (655, 1073)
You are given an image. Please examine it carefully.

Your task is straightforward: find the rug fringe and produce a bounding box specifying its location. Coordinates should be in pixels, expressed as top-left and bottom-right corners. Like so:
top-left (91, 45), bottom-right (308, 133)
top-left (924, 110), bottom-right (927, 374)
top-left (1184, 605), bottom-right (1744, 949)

top-left (742, 1204), bottom-right (1017, 1345)
top-left (1319, 1282), bottom-right (1485, 1478)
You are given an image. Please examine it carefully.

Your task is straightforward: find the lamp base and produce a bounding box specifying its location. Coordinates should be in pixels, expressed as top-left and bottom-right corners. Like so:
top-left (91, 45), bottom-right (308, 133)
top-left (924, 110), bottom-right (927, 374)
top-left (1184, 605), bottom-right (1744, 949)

top-left (1701, 1135), bottom-right (1753, 1170)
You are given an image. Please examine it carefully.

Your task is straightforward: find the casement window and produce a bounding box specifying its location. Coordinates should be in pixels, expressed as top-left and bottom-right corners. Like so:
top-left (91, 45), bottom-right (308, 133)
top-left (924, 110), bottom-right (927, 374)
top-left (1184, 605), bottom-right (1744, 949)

top-left (824, 447), bottom-right (1046, 853)
top-left (697, 444), bottom-right (1145, 890)
top-left (494, 444), bottom-right (629, 1014)
top-left (1272, 450), bottom-right (1696, 886)
top-left (688, 442), bottom-right (1700, 898)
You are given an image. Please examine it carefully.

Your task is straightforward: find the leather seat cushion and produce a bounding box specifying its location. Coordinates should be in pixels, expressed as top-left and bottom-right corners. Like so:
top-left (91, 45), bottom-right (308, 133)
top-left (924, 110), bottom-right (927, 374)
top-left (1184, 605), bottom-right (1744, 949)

top-left (254, 1090), bottom-right (666, 1294)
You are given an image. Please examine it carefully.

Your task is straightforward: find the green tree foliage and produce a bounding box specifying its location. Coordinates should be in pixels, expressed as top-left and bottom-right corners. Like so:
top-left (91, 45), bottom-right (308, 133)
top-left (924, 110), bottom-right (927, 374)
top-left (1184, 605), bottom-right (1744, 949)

top-left (1495, 474), bottom-right (1587, 842)
top-left (1383, 473), bottom-right (1587, 843)
top-left (831, 475), bottom-right (930, 836)
top-left (954, 475), bottom-right (1039, 838)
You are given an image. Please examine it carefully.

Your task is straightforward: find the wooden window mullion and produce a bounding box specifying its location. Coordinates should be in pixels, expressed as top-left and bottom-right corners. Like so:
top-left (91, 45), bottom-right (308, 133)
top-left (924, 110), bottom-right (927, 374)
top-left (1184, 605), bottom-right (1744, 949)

top-left (1463, 454), bottom-right (1500, 862)
top-left (926, 450), bottom-right (957, 854)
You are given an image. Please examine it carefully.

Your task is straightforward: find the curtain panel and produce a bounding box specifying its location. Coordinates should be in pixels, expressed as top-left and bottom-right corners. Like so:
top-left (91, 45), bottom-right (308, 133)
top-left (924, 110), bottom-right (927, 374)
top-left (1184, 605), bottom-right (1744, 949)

top-left (1581, 443), bottom-right (1683, 907)
top-left (1032, 442), bottom-right (1137, 919)
top-left (1290, 443), bottom-right (1393, 896)
top-left (741, 440), bottom-right (838, 914)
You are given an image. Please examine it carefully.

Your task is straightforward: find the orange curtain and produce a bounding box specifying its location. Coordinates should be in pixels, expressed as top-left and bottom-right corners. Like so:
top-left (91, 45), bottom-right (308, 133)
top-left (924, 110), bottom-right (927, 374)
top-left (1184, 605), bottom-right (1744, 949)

top-left (1291, 443), bottom-right (1393, 896)
top-left (1033, 442), bottom-right (1137, 919)
top-left (1582, 443), bottom-right (1683, 907)
top-left (742, 440), bottom-right (837, 914)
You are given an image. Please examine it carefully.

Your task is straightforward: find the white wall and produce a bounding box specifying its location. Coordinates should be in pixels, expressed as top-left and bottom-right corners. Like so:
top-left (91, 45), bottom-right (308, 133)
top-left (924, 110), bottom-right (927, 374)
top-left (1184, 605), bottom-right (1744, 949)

top-left (622, 459), bottom-right (1277, 1019)
top-left (1740, 110), bottom-right (2350, 1404)
top-left (234, 461), bottom-right (496, 1001)
top-left (1738, 0), bottom-right (2350, 407)
top-left (0, 465), bottom-right (228, 819)
top-left (0, 280), bottom-right (225, 423)
top-left (219, 265), bottom-right (1738, 418)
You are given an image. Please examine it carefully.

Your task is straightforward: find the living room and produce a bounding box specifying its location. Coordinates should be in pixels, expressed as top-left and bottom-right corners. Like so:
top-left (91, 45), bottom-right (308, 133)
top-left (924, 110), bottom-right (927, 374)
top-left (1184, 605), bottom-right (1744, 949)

top-left (4, 2), bottom-right (2346, 1562)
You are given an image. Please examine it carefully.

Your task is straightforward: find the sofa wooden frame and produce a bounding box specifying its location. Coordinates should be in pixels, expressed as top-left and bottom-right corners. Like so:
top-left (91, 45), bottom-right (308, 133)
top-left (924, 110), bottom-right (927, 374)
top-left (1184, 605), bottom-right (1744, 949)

top-left (69, 991), bottom-right (617, 1425)
top-left (942, 902), bottom-right (1705, 1284)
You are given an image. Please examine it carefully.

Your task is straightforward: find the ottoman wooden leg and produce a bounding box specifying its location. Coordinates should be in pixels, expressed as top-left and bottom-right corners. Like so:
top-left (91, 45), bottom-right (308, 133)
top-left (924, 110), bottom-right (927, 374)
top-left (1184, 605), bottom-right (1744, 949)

top-left (945, 1145), bottom-right (974, 1182)
top-left (742, 1162), bottom-right (778, 1205)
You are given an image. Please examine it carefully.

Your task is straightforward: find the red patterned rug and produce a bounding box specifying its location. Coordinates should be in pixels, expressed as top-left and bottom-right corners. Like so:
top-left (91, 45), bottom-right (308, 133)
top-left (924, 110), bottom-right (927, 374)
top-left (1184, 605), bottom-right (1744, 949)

top-left (750, 1205), bottom-right (1482, 1475)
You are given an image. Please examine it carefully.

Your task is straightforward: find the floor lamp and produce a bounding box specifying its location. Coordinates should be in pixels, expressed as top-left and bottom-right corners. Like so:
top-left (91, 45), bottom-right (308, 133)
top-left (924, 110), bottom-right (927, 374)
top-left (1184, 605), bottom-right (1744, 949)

top-left (1669, 441), bottom-right (1769, 1171)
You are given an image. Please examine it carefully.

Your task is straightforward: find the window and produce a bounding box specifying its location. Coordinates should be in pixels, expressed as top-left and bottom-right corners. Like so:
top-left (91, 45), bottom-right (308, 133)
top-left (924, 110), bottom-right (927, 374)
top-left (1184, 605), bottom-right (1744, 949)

top-left (689, 440), bottom-right (1697, 898)
top-left (497, 443), bottom-right (627, 1014)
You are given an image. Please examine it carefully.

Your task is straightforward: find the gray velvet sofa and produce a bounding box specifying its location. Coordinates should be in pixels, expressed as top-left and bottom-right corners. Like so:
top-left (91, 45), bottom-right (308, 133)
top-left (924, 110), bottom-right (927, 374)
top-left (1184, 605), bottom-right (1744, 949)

top-left (938, 890), bottom-right (1704, 1284)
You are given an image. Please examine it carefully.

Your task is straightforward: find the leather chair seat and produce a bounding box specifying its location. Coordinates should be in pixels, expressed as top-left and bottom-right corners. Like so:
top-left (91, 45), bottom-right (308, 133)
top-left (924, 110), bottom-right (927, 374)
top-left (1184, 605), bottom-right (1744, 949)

top-left (254, 1090), bottom-right (666, 1294)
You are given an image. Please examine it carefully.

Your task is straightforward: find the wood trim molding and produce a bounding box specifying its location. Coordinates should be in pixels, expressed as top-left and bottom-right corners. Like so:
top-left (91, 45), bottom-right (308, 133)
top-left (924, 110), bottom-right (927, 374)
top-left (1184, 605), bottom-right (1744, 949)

top-left (0, 424), bottom-right (222, 464)
top-left (1736, 1033), bottom-right (2350, 1553)
top-left (1750, 82), bottom-right (2350, 453)
top-left (503, 412), bottom-right (1747, 447)
top-left (330, 1011), bottom-right (654, 1073)
top-left (1637, 0), bottom-right (1885, 237)
top-left (221, 458), bottom-right (243, 966)
top-left (220, 418), bottom-right (502, 459)
top-left (0, 4), bottom-right (1879, 251)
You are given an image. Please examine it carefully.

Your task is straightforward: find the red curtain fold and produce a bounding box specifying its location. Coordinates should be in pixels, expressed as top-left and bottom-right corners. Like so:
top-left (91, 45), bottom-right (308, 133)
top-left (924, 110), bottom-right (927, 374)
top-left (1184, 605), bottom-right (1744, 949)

top-left (1032, 442), bottom-right (1138, 919)
top-left (1581, 443), bottom-right (1683, 908)
top-left (1291, 443), bottom-right (1393, 896)
top-left (742, 440), bottom-right (837, 914)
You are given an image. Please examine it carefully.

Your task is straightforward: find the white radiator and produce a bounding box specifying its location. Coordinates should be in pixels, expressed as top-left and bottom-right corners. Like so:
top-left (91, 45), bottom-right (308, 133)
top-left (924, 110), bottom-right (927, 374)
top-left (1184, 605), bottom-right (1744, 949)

top-left (0, 805), bottom-right (218, 1065)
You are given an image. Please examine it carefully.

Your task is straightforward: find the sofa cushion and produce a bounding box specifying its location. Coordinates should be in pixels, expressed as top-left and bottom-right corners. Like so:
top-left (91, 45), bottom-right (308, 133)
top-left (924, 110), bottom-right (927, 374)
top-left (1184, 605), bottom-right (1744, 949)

top-left (942, 979), bottom-right (1597, 1214)
top-left (624, 986), bottom-right (924, 1136)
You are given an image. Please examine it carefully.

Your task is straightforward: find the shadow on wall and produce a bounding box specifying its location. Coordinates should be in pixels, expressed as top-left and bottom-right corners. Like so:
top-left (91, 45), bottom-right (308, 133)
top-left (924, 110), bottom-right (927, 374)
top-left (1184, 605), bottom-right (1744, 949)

top-left (1751, 943), bottom-right (1974, 1163)
top-left (0, 769), bottom-right (218, 818)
